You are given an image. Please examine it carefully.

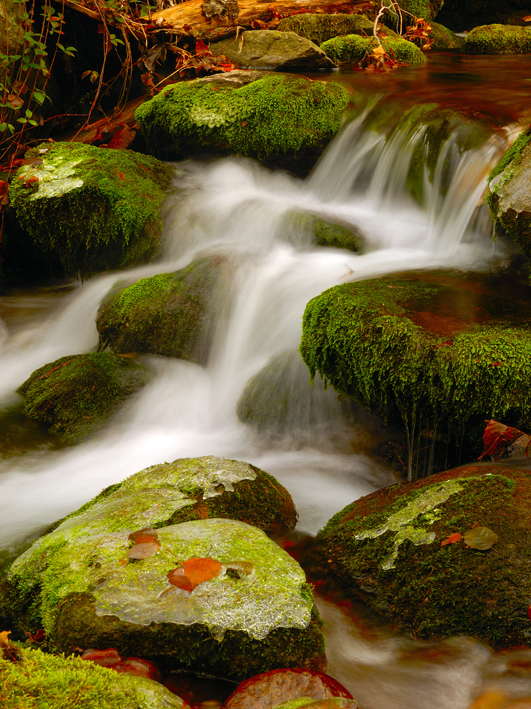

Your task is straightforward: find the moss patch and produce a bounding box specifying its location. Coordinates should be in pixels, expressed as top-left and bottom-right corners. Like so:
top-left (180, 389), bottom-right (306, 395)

top-left (0, 645), bottom-right (188, 708)
top-left (321, 34), bottom-right (427, 65)
top-left (134, 73), bottom-right (349, 164)
top-left (96, 256), bottom-right (226, 362)
top-left (464, 24), bottom-right (531, 54)
top-left (17, 353), bottom-right (148, 445)
top-left (429, 21), bottom-right (464, 50)
top-left (9, 142), bottom-right (175, 278)
top-left (314, 465), bottom-right (531, 648)
top-left (276, 13), bottom-right (375, 45)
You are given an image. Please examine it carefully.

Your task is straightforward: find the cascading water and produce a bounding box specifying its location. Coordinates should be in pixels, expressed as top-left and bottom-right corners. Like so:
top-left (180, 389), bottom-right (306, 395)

top-left (1, 76), bottom-right (529, 708)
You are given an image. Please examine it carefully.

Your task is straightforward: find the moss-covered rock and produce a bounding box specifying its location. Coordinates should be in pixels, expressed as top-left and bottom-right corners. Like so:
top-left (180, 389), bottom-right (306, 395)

top-left (283, 211), bottom-right (363, 252)
top-left (134, 71), bottom-right (349, 175)
top-left (3, 517), bottom-right (324, 681)
top-left (9, 142), bottom-right (175, 278)
top-left (300, 271), bottom-right (531, 456)
top-left (464, 24), bottom-right (531, 53)
top-left (394, 0), bottom-right (444, 22)
top-left (210, 31), bottom-right (336, 70)
top-left (320, 34), bottom-right (428, 65)
top-left (429, 21), bottom-right (465, 50)
top-left (0, 645), bottom-right (189, 708)
top-left (96, 256), bottom-right (226, 362)
top-left (487, 128), bottom-right (531, 264)
top-left (276, 13), bottom-right (375, 46)
top-left (313, 465), bottom-right (531, 648)
top-left (17, 353), bottom-right (148, 445)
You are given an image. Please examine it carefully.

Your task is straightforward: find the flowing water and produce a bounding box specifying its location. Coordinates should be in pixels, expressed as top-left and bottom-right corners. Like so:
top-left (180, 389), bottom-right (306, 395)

top-left (2, 53), bottom-right (531, 708)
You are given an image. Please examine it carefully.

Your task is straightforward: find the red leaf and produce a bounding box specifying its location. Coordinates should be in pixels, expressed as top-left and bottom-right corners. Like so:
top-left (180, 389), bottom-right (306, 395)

top-left (81, 648), bottom-right (122, 667)
top-left (114, 657), bottom-right (160, 681)
top-left (440, 532), bottom-right (462, 547)
top-left (167, 557), bottom-right (222, 592)
top-left (106, 123), bottom-right (136, 150)
top-left (479, 419), bottom-right (531, 461)
top-left (523, 14), bottom-right (531, 21)
top-left (195, 39), bottom-right (210, 56)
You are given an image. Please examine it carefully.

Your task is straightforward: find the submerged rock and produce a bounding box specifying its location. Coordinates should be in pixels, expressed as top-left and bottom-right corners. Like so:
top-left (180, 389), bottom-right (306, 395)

top-left (464, 24), bottom-right (531, 53)
top-left (1, 645), bottom-right (189, 708)
top-left (3, 517), bottom-right (324, 681)
top-left (96, 256), bottom-right (227, 362)
top-left (9, 142), bottom-right (175, 278)
top-left (276, 13), bottom-right (375, 46)
top-left (313, 465), bottom-right (531, 648)
top-left (321, 34), bottom-right (427, 65)
top-left (17, 353), bottom-right (148, 445)
top-left (134, 71), bottom-right (349, 176)
top-left (210, 31), bottom-right (336, 71)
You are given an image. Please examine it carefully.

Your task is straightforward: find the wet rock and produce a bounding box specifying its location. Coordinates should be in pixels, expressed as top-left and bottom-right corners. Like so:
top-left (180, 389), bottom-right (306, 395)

top-left (9, 142), bottom-right (175, 278)
top-left (313, 465), bottom-right (531, 648)
top-left (17, 353), bottom-right (148, 445)
top-left (320, 34), bottom-right (428, 65)
top-left (429, 21), bottom-right (465, 50)
top-left (96, 256), bottom-right (227, 362)
top-left (464, 24), bottom-right (531, 53)
top-left (284, 212), bottom-right (363, 252)
top-left (276, 13), bottom-right (376, 46)
top-left (210, 31), bottom-right (336, 71)
top-left (134, 71), bottom-right (349, 177)
top-left (1, 645), bottom-right (190, 708)
top-left (3, 517), bottom-right (324, 681)
top-left (394, 0), bottom-right (444, 22)
top-left (487, 128), bottom-right (531, 264)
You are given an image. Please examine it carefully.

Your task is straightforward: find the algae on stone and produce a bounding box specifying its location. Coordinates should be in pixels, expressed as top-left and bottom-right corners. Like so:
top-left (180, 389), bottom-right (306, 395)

top-left (9, 142), bottom-right (175, 278)
top-left (464, 24), bottom-right (531, 53)
top-left (321, 34), bottom-right (427, 65)
top-left (17, 353), bottom-right (148, 445)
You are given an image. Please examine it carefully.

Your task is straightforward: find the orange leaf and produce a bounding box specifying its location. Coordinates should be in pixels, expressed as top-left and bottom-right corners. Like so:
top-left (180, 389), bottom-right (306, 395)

top-left (440, 532), bottom-right (462, 547)
top-left (167, 557), bottom-right (222, 592)
top-left (523, 15), bottom-right (531, 21)
top-left (195, 39), bottom-right (210, 56)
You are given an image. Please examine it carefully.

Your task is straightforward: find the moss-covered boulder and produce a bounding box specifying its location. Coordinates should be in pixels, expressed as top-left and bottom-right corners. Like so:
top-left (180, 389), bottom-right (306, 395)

top-left (276, 13), bottom-right (376, 45)
top-left (3, 517), bottom-right (324, 681)
top-left (429, 21), bottom-right (465, 50)
top-left (464, 24), bottom-right (531, 53)
top-left (237, 351), bottom-right (347, 432)
top-left (300, 272), bottom-right (531, 466)
top-left (96, 256), bottom-right (226, 362)
top-left (487, 127), bottom-right (531, 264)
top-left (134, 71), bottom-right (349, 176)
top-left (313, 465), bottom-right (531, 648)
top-left (210, 31), bottom-right (336, 70)
top-left (394, 0), bottom-right (444, 22)
top-left (282, 211), bottom-right (363, 252)
top-left (320, 34), bottom-right (428, 65)
top-left (17, 353), bottom-right (148, 445)
top-left (0, 645), bottom-right (189, 708)
top-left (9, 142), bottom-right (175, 278)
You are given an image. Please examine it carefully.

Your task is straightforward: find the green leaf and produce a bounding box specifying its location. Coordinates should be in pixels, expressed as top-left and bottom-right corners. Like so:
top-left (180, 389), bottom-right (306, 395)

top-left (33, 91), bottom-right (47, 104)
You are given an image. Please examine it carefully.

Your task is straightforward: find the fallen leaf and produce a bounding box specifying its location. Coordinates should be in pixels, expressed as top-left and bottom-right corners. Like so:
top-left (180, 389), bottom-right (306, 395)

top-left (167, 557), bottom-right (222, 592)
top-left (464, 527), bottom-right (498, 550)
top-left (0, 631), bottom-right (11, 648)
top-left (523, 15), bottom-right (531, 21)
top-left (440, 532), bottom-right (462, 547)
top-left (128, 539), bottom-right (161, 559)
top-left (129, 527), bottom-right (159, 541)
top-left (105, 123), bottom-right (136, 150)
top-left (114, 657), bottom-right (160, 681)
top-left (81, 648), bottom-right (122, 666)
top-left (479, 419), bottom-right (531, 461)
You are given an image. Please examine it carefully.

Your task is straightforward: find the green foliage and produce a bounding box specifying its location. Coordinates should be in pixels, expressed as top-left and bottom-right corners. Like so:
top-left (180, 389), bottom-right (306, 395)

top-left (464, 24), bottom-right (531, 54)
top-left (321, 33), bottom-right (427, 64)
top-left (134, 74), bottom-right (349, 161)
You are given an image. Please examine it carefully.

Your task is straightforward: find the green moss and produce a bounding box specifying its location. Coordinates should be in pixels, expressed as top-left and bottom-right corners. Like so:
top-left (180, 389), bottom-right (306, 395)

top-left (395, 0), bottom-right (443, 21)
top-left (96, 257), bottom-right (225, 362)
top-left (0, 645), bottom-right (188, 708)
top-left (321, 34), bottom-right (427, 64)
top-left (276, 13), bottom-right (375, 45)
top-left (17, 353), bottom-right (148, 445)
top-left (464, 24), bottom-right (531, 54)
top-left (489, 127), bottom-right (531, 181)
top-left (134, 74), bottom-right (349, 162)
top-left (9, 142), bottom-right (175, 278)
top-left (315, 468), bottom-right (531, 647)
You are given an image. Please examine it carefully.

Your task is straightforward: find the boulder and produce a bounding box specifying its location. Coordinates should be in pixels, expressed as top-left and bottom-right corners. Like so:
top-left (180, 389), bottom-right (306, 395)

top-left (1, 645), bottom-right (189, 708)
top-left (17, 353), bottom-right (148, 445)
top-left (210, 31), bottom-right (336, 70)
top-left (134, 71), bottom-right (349, 176)
top-left (488, 128), bottom-right (531, 264)
top-left (284, 212), bottom-right (363, 252)
top-left (3, 517), bottom-right (325, 681)
top-left (313, 465), bottom-right (531, 648)
top-left (276, 13), bottom-right (376, 46)
top-left (464, 24), bottom-right (531, 53)
top-left (96, 256), bottom-right (227, 363)
top-left (9, 142), bottom-right (175, 278)
top-left (320, 34), bottom-right (428, 65)
top-left (429, 21), bottom-right (465, 49)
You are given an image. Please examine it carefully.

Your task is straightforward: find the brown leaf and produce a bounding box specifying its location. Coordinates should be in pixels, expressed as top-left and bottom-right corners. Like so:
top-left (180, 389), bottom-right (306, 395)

top-left (7, 94), bottom-right (24, 109)
top-left (128, 539), bottom-right (161, 560)
top-left (0, 631), bottom-right (11, 649)
top-left (129, 527), bottom-right (159, 542)
top-left (167, 557), bottom-right (222, 592)
top-left (464, 527), bottom-right (498, 550)
top-left (105, 124), bottom-right (136, 150)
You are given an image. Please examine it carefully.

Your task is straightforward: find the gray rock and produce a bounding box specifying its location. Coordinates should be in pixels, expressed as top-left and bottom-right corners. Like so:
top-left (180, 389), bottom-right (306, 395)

top-left (210, 30), bottom-right (337, 70)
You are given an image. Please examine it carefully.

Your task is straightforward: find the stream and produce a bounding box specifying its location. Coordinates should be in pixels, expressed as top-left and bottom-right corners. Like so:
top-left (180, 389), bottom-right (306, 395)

top-left (2, 53), bottom-right (531, 708)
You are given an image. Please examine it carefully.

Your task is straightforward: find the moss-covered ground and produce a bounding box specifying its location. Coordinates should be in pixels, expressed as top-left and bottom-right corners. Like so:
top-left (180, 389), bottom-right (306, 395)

top-left (464, 24), bottom-right (531, 54)
top-left (10, 142), bottom-right (175, 279)
top-left (321, 35), bottom-right (427, 65)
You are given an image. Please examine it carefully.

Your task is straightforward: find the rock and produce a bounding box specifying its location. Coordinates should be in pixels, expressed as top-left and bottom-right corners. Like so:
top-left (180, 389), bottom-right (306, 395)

top-left (3, 517), bottom-right (325, 681)
top-left (237, 351), bottom-right (348, 432)
top-left (464, 24), bottom-right (531, 53)
top-left (17, 353), bottom-right (148, 445)
top-left (313, 464), bottom-right (531, 648)
top-left (487, 128), bottom-right (531, 263)
top-left (96, 256), bottom-right (227, 362)
top-left (429, 21), bottom-right (465, 49)
top-left (48, 454), bottom-right (298, 531)
top-left (320, 34), bottom-right (428, 65)
top-left (134, 71), bottom-right (349, 177)
top-left (394, 0), bottom-right (444, 22)
top-left (300, 271), bottom-right (531, 462)
top-left (210, 31), bottom-right (336, 70)
top-left (1, 645), bottom-right (189, 708)
top-left (284, 212), bottom-right (363, 252)
top-left (275, 13), bottom-right (376, 46)
top-left (9, 142), bottom-right (175, 278)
